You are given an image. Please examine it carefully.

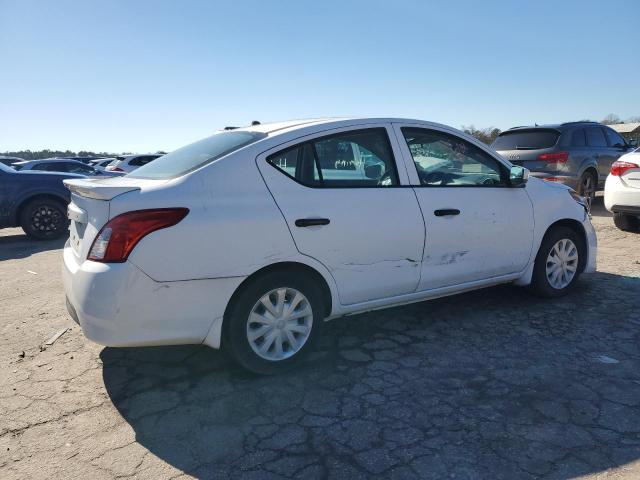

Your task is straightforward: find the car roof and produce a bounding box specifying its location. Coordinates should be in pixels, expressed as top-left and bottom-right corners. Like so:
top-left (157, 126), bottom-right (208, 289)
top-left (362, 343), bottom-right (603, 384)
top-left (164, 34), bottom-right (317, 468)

top-left (505, 121), bottom-right (604, 132)
top-left (231, 117), bottom-right (463, 137)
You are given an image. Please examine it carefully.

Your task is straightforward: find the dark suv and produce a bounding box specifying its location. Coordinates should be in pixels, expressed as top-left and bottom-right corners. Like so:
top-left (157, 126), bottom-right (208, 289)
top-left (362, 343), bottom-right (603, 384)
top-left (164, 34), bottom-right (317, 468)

top-left (491, 121), bottom-right (636, 202)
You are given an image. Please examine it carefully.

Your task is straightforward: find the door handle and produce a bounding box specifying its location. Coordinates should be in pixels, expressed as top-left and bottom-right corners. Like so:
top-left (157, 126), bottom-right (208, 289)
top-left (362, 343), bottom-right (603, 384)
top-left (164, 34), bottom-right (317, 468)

top-left (295, 218), bottom-right (330, 227)
top-left (434, 209), bottom-right (460, 217)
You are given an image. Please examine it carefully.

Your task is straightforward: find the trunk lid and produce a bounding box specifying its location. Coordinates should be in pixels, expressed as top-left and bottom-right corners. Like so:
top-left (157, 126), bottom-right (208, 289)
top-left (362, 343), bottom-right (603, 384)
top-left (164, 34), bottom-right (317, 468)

top-left (63, 177), bottom-right (162, 260)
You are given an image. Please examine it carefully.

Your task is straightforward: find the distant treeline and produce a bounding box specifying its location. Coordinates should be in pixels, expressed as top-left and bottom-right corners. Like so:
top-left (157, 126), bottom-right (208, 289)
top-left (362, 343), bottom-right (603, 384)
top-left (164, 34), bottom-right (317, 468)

top-left (1, 149), bottom-right (167, 160)
top-left (1, 150), bottom-right (119, 160)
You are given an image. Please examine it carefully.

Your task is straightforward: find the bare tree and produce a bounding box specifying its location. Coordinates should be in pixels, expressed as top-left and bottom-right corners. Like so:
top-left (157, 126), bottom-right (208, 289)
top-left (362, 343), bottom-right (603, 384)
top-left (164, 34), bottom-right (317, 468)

top-left (461, 125), bottom-right (502, 145)
top-left (601, 114), bottom-right (623, 125)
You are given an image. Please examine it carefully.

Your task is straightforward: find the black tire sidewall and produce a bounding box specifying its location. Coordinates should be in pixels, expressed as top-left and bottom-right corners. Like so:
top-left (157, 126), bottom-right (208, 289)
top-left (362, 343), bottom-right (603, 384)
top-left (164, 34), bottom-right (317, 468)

top-left (613, 213), bottom-right (640, 233)
top-left (224, 271), bottom-right (325, 375)
top-left (531, 226), bottom-right (585, 298)
top-left (577, 171), bottom-right (596, 203)
top-left (20, 199), bottom-right (68, 240)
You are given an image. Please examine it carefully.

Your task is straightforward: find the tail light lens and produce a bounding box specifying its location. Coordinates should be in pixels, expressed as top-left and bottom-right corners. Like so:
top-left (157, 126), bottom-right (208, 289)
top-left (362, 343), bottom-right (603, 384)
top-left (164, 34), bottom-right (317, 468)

top-left (106, 166), bottom-right (124, 172)
top-left (611, 160), bottom-right (639, 176)
top-left (538, 152), bottom-right (569, 163)
top-left (88, 208), bottom-right (189, 263)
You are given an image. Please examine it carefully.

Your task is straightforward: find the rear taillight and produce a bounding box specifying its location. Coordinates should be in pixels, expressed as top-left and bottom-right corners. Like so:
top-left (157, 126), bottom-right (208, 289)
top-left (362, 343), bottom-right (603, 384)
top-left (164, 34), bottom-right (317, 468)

top-left (611, 160), bottom-right (639, 176)
top-left (106, 166), bottom-right (124, 172)
top-left (88, 208), bottom-right (189, 263)
top-left (538, 152), bottom-right (569, 163)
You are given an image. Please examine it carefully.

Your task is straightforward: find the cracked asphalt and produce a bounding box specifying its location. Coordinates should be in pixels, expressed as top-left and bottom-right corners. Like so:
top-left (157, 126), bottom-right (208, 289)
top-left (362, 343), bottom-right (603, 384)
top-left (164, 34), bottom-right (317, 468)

top-left (1, 196), bottom-right (640, 479)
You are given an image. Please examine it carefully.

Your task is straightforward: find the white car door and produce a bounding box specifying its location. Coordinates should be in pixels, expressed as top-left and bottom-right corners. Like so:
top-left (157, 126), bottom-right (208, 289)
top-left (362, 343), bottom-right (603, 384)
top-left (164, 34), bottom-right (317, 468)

top-left (393, 123), bottom-right (534, 291)
top-left (257, 125), bottom-right (425, 305)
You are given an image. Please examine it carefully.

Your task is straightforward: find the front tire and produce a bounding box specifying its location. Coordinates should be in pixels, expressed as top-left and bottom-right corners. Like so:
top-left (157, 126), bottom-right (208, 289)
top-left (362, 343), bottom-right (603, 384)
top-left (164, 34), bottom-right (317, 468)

top-left (224, 271), bottom-right (325, 374)
top-left (20, 198), bottom-right (68, 240)
top-left (613, 213), bottom-right (640, 233)
top-left (530, 226), bottom-right (585, 298)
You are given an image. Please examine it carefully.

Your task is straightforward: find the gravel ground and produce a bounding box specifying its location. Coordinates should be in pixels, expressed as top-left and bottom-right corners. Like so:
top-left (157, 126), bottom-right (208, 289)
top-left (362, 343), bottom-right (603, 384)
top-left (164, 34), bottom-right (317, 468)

top-left (1, 196), bottom-right (639, 480)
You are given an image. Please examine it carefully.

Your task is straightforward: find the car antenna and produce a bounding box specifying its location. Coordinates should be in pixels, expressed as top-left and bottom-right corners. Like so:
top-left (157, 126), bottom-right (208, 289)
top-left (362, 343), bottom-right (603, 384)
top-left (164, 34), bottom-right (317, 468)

top-left (251, 120), bottom-right (261, 126)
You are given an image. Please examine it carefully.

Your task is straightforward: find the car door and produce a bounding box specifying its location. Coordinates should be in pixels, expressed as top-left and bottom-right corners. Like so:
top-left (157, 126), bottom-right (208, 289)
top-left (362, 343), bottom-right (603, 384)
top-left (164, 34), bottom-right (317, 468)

top-left (257, 125), bottom-right (425, 305)
top-left (585, 126), bottom-right (613, 181)
top-left (393, 123), bottom-right (534, 291)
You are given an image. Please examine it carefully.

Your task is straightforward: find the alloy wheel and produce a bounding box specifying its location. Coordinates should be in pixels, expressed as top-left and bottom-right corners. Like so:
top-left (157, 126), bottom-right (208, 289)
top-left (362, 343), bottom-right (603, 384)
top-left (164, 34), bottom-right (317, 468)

top-left (31, 205), bottom-right (63, 233)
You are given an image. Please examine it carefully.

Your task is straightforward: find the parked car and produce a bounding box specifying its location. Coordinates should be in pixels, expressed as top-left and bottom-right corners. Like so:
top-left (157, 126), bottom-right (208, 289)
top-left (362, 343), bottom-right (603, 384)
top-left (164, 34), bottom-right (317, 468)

top-left (104, 154), bottom-right (162, 173)
top-left (12, 158), bottom-right (116, 176)
top-left (0, 162), bottom-right (84, 239)
top-left (89, 158), bottom-right (117, 172)
top-left (63, 118), bottom-right (596, 374)
top-left (0, 156), bottom-right (24, 167)
top-left (604, 147), bottom-right (640, 232)
top-left (59, 156), bottom-right (105, 165)
top-left (492, 121), bottom-right (635, 204)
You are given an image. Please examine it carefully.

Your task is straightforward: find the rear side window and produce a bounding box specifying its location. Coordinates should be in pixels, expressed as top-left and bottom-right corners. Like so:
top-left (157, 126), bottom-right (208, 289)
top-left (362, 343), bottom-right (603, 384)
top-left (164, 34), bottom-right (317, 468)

top-left (267, 128), bottom-right (399, 187)
top-left (492, 130), bottom-right (559, 150)
top-left (570, 129), bottom-right (586, 146)
top-left (129, 131), bottom-right (265, 179)
top-left (585, 127), bottom-right (607, 147)
top-left (604, 128), bottom-right (626, 147)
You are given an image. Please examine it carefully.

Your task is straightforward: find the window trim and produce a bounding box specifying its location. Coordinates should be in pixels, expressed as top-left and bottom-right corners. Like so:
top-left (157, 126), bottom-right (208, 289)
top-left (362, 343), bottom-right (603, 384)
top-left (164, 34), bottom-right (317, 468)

top-left (265, 127), bottom-right (402, 189)
top-left (400, 126), bottom-right (512, 189)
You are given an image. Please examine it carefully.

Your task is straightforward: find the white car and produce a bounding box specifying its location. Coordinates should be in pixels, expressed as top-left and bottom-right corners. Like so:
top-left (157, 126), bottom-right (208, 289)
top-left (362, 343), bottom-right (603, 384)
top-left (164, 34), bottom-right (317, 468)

top-left (604, 148), bottom-right (640, 232)
top-left (62, 118), bottom-right (597, 374)
top-left (104, 154), bottom-right (162, 174)
top-left (89, 158), bottom-right (117, 173)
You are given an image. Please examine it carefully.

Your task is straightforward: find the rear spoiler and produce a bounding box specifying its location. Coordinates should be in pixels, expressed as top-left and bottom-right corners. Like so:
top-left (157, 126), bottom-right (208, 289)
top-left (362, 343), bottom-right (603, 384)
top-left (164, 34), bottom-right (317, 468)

top-left (63, 178), bottom-right (141, 201)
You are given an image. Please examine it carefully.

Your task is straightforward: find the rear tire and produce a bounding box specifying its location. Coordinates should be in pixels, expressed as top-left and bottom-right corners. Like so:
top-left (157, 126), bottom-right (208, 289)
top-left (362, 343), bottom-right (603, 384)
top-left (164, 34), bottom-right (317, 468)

top-left (223, 271), bottom-right (325, 375)
top-left (577, 170), bottom-right (597, 206)
top-left (530, 226), bottom-right (585, 298)
top-left (613, 213), bottom-right (640, 233)
top-left (20, 198), bottom-right (68, 240)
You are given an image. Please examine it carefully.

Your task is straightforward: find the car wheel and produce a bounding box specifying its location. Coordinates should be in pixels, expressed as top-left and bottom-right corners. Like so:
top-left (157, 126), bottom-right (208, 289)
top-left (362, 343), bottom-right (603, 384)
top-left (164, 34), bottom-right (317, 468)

top-left (613, 212), bottom-right (640, 233)
top-left (577, 170), bottom-right (596, 206)
top-left (530, 226), bottom-right (585, 298)
top-left (20, 198), bottom-right (68, 240)
top-left (224, 271), bottom-right (325, 374)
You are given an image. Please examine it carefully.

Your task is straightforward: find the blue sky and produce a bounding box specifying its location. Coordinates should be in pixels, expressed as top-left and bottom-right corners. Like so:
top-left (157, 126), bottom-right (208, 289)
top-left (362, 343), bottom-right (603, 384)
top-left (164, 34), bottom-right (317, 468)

top-left (1, 0), bottom-right (638, 153)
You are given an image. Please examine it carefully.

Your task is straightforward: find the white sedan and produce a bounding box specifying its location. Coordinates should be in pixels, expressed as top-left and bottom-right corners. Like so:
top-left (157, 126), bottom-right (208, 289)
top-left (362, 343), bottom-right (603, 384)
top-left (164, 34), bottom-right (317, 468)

top-left (604, 147), bottom-right (640, 232)
top-left (62, 118), bottom-right (597, 374)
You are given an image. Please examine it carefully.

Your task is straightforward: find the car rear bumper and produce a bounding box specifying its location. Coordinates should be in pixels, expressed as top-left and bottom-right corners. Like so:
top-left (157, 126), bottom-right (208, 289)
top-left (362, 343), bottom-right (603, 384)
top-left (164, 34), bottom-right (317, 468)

top-left (62, 242), bottom-right (244, 349)
top-left (604, 175), bottom-right (640, 213)
top-left (530, 173), bottom-right (579, 190)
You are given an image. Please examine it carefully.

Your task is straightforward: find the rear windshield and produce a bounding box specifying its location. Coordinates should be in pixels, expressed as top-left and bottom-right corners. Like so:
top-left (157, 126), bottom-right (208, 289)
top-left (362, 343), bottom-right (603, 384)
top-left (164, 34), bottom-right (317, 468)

top-left (128, 131), bottom-right (266, 179)
top-left (492, 130), bottom-right (560, 151)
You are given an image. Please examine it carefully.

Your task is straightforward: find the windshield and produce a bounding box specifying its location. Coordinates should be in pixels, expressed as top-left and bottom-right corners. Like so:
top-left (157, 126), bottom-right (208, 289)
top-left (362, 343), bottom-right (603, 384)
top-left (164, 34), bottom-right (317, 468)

top-left (492, 130), bottom-right (560, 150)
top-left (129, 130), bottom-right (266, 179)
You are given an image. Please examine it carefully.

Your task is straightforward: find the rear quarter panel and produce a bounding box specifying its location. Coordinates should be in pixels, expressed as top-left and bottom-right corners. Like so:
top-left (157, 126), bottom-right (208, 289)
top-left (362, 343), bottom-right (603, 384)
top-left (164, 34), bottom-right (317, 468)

top-left (115, 151), bottom-right (302, 282)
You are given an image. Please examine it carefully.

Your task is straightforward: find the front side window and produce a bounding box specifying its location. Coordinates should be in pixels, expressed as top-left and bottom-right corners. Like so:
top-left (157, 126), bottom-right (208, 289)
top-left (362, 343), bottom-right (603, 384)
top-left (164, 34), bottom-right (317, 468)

top-left (604, 128), bottom-right (626, 148)
top-left (402, 128), bottom-right (506, 187)
top-left (585, 127), bottom-right (607, 147)
top-left (267, 128), bottom-right (398, 187)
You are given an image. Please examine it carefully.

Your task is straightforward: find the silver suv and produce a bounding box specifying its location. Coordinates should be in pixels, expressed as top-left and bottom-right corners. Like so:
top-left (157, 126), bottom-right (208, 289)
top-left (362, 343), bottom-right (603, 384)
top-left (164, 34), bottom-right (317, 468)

top-left (492, 121), bottom-right (636, 202)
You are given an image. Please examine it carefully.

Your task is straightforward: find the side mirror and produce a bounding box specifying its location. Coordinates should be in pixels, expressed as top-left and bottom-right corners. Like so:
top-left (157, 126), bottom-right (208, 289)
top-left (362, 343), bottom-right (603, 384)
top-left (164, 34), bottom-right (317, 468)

top-left (364, 162), bottom-right (383, 180)
top-left (628, 139), bottom-right (638, 148)
top-left (509, 165), bottom-right (529, 187)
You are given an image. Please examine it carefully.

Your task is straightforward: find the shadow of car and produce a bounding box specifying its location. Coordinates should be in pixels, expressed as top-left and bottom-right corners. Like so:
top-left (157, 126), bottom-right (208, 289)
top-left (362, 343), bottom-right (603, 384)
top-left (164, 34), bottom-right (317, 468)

top-left (101, 273), bottom-right (640, 479)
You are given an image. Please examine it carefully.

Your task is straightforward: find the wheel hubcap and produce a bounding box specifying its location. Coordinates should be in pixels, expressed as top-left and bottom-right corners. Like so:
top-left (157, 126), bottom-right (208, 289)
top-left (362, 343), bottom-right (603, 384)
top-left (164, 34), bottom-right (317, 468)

top-left (545, 239), bottom-right (579, 289)
top-left (247, 287), bottom-right (313, 361)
